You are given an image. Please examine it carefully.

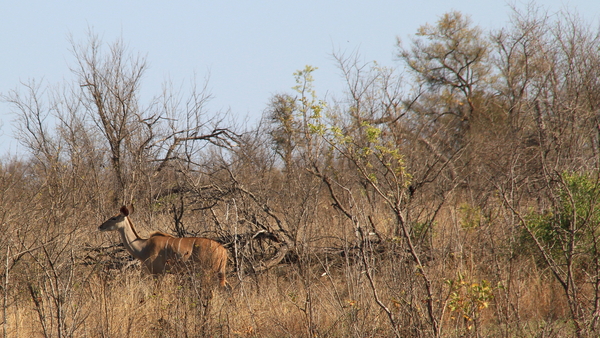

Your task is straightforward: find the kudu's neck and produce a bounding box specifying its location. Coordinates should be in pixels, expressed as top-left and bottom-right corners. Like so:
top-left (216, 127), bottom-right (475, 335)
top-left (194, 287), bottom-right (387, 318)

top-left (117, 217), bottom-right (147, 261)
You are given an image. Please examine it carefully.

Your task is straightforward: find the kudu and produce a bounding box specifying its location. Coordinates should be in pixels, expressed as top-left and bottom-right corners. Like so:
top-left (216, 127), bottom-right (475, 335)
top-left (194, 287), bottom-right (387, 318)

top-left (99, 205), bottom-right (229, 288)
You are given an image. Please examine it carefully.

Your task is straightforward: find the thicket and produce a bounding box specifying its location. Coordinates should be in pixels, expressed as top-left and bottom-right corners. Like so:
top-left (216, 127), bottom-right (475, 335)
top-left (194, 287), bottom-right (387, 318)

top-left (2, 5), bottom-right (600, 337)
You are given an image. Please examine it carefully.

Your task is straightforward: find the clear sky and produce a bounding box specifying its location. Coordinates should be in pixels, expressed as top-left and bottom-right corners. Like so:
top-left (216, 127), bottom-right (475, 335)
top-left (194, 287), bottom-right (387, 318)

top-left (2, 1), bottom-right (600, 155)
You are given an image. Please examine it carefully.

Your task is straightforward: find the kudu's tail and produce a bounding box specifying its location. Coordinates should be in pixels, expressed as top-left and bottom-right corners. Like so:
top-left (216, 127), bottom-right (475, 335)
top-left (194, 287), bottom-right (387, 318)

top-left (216, 245), bottom-right (230, 289)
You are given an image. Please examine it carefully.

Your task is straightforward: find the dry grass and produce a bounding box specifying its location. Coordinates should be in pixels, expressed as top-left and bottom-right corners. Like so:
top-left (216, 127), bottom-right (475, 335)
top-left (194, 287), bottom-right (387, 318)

top-left (3, 265), bottom-right (405, 337)
top-left (0, 202), bottom-right (586, 338)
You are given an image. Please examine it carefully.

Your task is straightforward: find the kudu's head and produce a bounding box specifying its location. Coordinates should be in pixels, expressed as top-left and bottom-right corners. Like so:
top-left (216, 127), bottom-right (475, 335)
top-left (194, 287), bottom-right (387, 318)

top-left (99, 205), bottom-right (134, 232)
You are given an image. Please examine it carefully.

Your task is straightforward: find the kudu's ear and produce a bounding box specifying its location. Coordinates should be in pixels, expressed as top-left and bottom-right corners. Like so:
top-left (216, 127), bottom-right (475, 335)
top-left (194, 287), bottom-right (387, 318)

top-left (120, 205), bottom-right (130, 216)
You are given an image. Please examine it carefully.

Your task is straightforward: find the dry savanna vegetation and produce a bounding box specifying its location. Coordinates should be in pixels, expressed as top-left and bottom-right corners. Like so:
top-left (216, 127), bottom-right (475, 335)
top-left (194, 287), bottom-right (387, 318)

top-left (3, 5), bottom-right (600, 337)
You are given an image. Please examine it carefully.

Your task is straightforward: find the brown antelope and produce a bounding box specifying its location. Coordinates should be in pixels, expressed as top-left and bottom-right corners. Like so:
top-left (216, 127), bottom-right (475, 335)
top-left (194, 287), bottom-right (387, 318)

top-left (99, 205), bottom-right (229, 288)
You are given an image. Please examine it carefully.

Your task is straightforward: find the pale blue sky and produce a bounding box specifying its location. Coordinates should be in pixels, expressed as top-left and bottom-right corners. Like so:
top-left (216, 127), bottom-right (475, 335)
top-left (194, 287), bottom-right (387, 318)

top-left (2, 1), bottom-right (600, 155)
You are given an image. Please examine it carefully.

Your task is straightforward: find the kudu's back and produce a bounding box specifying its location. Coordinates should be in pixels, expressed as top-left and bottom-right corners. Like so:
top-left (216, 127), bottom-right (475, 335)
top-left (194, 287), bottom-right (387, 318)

top-left (148, 233), bottom-right (229, 287)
